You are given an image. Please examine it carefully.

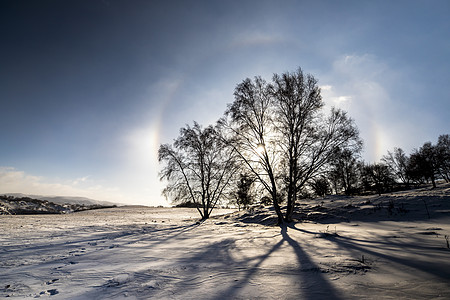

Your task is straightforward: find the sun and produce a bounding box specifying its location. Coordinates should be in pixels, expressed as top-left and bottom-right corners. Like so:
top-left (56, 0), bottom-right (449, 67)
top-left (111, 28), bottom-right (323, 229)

top-left (256, 143), bottom-right (266, 156)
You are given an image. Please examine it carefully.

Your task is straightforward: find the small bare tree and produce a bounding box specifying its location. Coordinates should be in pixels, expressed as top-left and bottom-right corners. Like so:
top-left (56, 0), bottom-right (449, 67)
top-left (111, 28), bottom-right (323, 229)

top-left (329, 147), bottom-right (361, 195)
top-left (382, 147), bottom-right (410, 186)
top-left (361, 163), bottom-right (395, 195)
top-left (159, 122), bottom-right (237, 220)
top-left (436, 134), bottom-right (450, 182)
top-left (233, 173), bottom-right (255, 211)
top-left (408, 142), bottom-right (438, 188)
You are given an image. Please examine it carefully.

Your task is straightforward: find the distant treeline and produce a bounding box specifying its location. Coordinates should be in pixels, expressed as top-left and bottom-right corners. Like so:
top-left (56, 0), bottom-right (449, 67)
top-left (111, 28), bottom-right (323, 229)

top-left (314, 134), bottom-right (449, 197)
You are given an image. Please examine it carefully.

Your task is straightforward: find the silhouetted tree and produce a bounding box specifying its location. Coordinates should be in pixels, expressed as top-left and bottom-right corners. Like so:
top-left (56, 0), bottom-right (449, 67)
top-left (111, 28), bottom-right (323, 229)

top-left (329, 147), bottom-right (361, 195)
top-left (271, 69), bottom-right (323, 220)
top-left (219, 76), bottom-right (285, 224)
top-left (406, 151), bottom-right (426, 185)
top-left (220, 68), bottom-right (361, 224)
top-left (272, 69), bottom-right (362, 221)
top-left (234, 173), bottom-right (255, 210)
top-left (435, 134), bottom-right (450, 182)
top-left (421, 142), bottom-right (438, 188)
top-left (159, 122), bottom-right (237, 220)
top-left (361, 163), bottom-right (394, 195)
top-left (381, 147), bottom-right (410, 186)
top-left (407, 142), bottom-right (438, 188)
top-left (311, 176), bottom-right (330, 197)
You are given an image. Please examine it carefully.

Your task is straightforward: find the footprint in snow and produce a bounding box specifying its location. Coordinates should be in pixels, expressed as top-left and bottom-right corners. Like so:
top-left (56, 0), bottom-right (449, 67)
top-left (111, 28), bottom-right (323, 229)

top-left (38, 289), bottom-right (59, 296)
top-left (46, 279), bottom-right (59, 285)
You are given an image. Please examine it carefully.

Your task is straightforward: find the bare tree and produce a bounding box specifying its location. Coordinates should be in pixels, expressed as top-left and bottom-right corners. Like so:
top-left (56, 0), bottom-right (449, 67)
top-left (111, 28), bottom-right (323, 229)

top-left (233, 173), bottom-right (255, 211)
top-left (272, 69), bottom-right (322, 221)
top-left (158, 122), bottom-right (237, 220)
top-left (381, 147), bottom-right (410, 186)
top-left (310, 176), bottom-right (331, 197)
top-left (414, 142), bottom-right (438, 188)
top-left (220, 68), bottom-right (361, 224)
top-left (436, 134), bottom-right (450, 182)
top-left (361, 163), bottom-right (394, 195)
top-left (219, 76), bottom-right (285, 224)
top-left (329, 147), bottom-right (361, 195)
top-left (272, 69), bottom-right (362, 222)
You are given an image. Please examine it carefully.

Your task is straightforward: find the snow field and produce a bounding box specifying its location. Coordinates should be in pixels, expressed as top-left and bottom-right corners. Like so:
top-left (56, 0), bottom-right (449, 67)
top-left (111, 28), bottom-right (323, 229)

top-left (1, 190), bottom-right (450, 299)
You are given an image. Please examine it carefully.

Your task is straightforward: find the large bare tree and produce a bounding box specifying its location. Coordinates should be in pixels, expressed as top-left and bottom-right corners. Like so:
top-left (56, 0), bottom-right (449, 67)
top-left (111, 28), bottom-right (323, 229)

top-left (272, 69), bottom-right (323, 221)
top-left (221, 68), bottom-right (361, 223)
top-left (158, 122), bottom-right (237, 220)
top-left (219, 76), bottom-right (285, 224)
top-left (273, 68), bottom-right (361, 222)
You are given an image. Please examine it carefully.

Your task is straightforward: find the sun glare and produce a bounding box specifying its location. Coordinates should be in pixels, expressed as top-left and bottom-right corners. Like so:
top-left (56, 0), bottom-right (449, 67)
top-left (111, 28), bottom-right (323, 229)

top-left (256, 143), bottom-right (265, 155)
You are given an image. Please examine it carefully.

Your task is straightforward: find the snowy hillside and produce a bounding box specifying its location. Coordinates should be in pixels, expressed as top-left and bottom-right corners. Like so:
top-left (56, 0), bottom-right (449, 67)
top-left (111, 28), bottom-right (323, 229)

top-left (3, 193), bottom-right (119, 206)
top-left (0, 195), bottom-right (117, 215)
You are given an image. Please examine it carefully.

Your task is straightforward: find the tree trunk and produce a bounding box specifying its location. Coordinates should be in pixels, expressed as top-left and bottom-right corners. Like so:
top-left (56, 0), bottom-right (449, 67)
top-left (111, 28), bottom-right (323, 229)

top-left (285, 154), bottom-right (297, 223)
top-left (202, 201), bottom-right (210, 220)
top-left (201, 211), bottom-right (210, 221)
top-left (284, 192), bottom-right (295, 223)
top-left (264, 154), bottom-right (284, 225)
top-left (272, 192), bottom-right (284, 225)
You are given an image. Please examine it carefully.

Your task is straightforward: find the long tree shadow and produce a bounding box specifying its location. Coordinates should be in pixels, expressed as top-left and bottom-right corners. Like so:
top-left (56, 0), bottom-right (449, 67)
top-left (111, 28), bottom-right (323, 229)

top-left (212, 237), bottom-right (285, 299)
top-left (71, 223), bottom-right (346, 300)
top-left (135, 222), bottom-right (201, 245)
top-left (327, 233), bottom-right (450, 281)
top-left (0, 222), bottom-right (202, 272)
top-left (279, 224), bottom-right (343, 300)
top-left (207, 224), bottom-right (343, 299)
top-left (288, 223), bottom-right (450, 281)
top-left (294, 192), bottom-right (450, 224)
top-left (289, 222), bottom-right (440, 252)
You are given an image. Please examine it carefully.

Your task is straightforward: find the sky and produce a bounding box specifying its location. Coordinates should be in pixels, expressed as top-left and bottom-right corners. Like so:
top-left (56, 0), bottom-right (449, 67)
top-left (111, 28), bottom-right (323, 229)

top-left (1, 0), bottom-right (449, 206)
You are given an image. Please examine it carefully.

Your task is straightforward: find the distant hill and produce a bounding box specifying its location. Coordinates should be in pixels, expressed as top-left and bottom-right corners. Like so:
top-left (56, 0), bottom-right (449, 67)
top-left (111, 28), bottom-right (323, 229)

top-left (0, 195), bottom-right (117, 215)
top-left (3, 193), bottom-right (119, 207)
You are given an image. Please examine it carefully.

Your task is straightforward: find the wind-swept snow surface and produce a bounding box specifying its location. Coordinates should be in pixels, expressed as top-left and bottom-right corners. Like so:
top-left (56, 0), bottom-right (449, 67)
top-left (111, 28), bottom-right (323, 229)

top-left (1, 186), bottom-right (450, 299)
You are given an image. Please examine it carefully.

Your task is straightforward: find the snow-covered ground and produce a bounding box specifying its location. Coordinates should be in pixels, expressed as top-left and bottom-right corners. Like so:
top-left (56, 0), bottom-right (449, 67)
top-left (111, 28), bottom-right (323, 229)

top-left (1, 185), bottom-right (450, 299)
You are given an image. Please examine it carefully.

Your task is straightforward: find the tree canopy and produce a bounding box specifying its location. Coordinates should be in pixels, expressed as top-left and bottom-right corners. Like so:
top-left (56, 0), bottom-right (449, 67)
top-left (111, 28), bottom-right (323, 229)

top-left (158, 122), bottom-right (237, 220)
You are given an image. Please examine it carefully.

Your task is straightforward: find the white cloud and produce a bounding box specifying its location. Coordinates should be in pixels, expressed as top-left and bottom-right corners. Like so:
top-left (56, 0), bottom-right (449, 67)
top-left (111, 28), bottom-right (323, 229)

top-left (320, 85), bottom-right (332, 91)
top-left (72, 175), bottom-right (91, 186)
top-left (332, 95), bottom-right (352, 104)
top-left (0, 167), bottom-right (129, 205)
top-left (320, 85), bottom-right (353, 108)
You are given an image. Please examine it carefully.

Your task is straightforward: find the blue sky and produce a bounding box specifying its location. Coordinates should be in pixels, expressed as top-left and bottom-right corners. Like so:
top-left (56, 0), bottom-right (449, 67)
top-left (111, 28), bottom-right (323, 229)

top-left (1, 0), bottom-right (449, 206)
